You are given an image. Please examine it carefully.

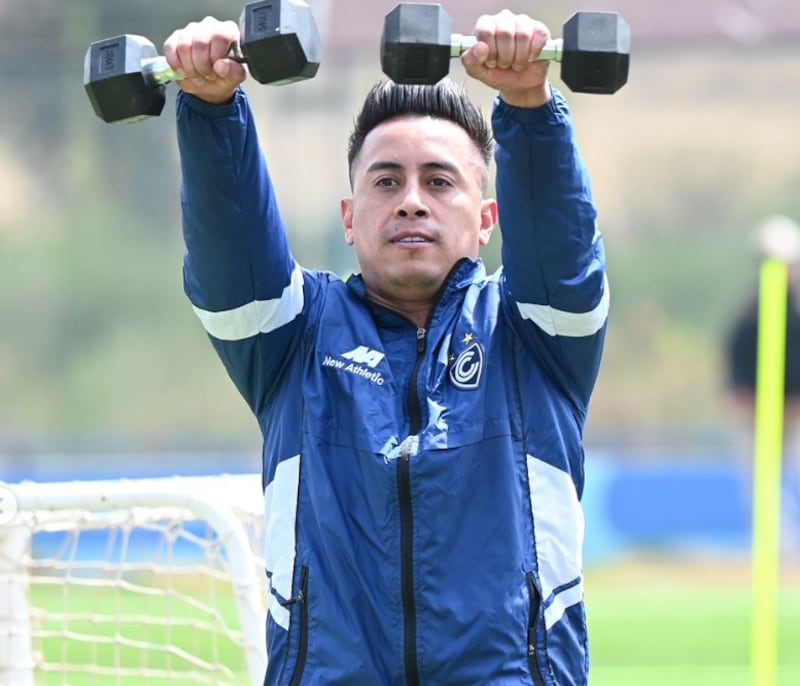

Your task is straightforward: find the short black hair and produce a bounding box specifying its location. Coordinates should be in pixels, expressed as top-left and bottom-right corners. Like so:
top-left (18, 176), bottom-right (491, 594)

top-left (347, 79), bottom-right (493, 186)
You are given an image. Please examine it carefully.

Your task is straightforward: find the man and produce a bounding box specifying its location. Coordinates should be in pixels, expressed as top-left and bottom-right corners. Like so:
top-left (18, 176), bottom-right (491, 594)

top-left (725, 214), bottom-right (800, 550)
top-left (726, 215), bottom-right (800, 422)
top-left (165, 8), bottom-right (608, 685)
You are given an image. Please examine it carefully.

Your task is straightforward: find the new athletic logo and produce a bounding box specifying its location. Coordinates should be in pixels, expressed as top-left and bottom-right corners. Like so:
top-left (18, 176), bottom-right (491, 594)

top-left (449, 338), bottom-right (484, 390)
top-left (341, 346), bottom-right (385, 368)
top-left (322, 345), bottom-right (386, 385)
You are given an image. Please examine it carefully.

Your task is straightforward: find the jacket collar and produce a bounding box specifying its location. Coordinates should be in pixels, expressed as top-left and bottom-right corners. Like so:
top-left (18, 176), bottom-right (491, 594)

top-left (345, 258), bottom-right (486, 326)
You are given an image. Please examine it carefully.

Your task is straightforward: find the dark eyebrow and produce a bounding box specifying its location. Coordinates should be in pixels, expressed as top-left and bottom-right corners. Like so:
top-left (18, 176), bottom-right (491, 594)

top-left (365, 160), bottom-right (464, 178)
top-left (365, 160), bottom-right (403, 175)
top-left (422, 160), bottom-right (462, 177)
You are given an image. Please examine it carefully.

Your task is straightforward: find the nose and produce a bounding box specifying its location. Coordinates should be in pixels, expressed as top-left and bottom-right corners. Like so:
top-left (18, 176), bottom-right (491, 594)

top-left (395, 183), bottom-right (428, 218)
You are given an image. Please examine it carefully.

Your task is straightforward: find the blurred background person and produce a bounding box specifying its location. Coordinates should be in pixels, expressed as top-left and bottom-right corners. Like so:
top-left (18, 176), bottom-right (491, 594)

top-left (724, 213), bottom-right (800, 553)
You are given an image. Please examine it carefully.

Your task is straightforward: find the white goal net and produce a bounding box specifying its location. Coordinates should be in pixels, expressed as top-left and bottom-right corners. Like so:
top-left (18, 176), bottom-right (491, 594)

top-left (0, 474), bottom-right (267, 686)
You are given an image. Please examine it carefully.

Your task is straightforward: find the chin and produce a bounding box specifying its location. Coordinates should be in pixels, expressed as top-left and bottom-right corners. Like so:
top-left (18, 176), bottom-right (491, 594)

top-left (388, 268), bottom-right (444, 292)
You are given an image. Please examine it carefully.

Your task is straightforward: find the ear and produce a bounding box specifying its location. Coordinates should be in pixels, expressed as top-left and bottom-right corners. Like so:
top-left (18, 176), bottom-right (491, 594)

top-left (478, 198), bottom-right (498, 246)
top-left (341, 198), bottom-right (354, 246)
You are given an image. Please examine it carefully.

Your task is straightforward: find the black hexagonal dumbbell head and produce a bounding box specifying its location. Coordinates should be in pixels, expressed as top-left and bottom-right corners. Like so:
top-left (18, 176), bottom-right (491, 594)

top-left (83, 35), bottom-right (166, 124)
top-left (239, 0), bottom-right (321, 85)
top-left (561, 12), bottom-right (630, 95)
top-left (381, 3), bottom-right (453, 86)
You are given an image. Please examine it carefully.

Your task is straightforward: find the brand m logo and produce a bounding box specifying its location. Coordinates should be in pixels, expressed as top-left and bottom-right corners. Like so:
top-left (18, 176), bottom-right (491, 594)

top-left (341, 345), bottom-right (385, 369)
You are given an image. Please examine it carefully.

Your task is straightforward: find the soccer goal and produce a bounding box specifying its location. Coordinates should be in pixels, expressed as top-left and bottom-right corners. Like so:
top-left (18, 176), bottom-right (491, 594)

top-left (0, 474), bottom-right (267, 686)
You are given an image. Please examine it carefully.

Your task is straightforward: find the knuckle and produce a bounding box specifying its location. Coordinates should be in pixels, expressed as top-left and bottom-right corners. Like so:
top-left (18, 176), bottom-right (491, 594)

top-left (532, 22), bottom-right (551, 41)
top-left (513, 28), bottom-right (529, 43)
top-left (473, 14), bottom-right (495, 38)
top-left (495, 25), bottom-right (514, 42)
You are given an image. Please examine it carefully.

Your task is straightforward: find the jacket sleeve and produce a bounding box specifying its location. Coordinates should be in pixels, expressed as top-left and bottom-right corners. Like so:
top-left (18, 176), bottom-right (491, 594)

top-left (493, 88), bottom-right (608, 412)
top-left (176, 89), bottom-right (307, 414)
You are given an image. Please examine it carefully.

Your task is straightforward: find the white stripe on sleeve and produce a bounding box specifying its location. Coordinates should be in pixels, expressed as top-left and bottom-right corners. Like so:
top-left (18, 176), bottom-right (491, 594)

top-left (516, 274), bottom-right (609, 337)
top-left (192, 264), bottom-right (305, 341)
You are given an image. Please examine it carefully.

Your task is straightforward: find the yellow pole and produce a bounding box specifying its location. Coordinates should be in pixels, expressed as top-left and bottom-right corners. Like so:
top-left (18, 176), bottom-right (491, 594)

top-left (751, 257), bottom-right (788, 686)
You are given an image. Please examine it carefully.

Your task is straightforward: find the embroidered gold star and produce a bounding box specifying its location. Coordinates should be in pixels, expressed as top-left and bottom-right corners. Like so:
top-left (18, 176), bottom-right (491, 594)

top-left (462, 333), bottom-right (474, 344)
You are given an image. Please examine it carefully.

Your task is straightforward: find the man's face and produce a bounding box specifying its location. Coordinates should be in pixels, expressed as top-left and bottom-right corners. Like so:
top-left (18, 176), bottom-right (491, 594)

top-left (341, 115), bottom-right (497, 312)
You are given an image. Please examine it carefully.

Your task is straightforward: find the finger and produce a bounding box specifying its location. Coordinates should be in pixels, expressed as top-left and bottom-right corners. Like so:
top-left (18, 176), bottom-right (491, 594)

top-left (472, 14), bottom-right (498, 69)
top-left (165, 27), bottom-right (199, 80)
top-left (460, 41), bottom-right (491, 80)
top-left (208, 19), bottom-right (246, 87)
top-left (529, 21), bottom-right (552, 63)
top-left (191, 21), bottom-right (217, 81)
top-left (206, 19), bottom-right (240, 64)
top-left (213, 57), bottom-right (247, 85)
top-left (492, 10), bottom-right (517, 70)
top-left (170, 25), bottom-right (202, 81)
top-left (163, 30), bottom-right (184, 77)
top-left (510, 15), bottom-right (536, 71)
top-left (196, 19), bottom-right (242, 84)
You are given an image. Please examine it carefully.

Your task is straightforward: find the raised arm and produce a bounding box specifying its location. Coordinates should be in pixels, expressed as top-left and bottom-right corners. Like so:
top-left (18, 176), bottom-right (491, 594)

top-left (493, 92), bottom-right (607, 407)
top-left (166, 19), bottom-right (306, 413)
top-left (461, 11), bottom-right (608, 409)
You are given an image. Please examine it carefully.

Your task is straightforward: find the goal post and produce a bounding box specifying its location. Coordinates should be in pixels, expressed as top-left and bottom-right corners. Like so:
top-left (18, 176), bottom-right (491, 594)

top-left (0, 525), bottom-right (34, 686)
top-left (0, 474), bottom-right (267, 686)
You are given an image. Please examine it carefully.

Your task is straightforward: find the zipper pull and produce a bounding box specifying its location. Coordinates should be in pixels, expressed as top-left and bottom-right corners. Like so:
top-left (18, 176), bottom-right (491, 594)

top-left (280, 590), bottom-right (304, 607)
top-left (416, 326), bottom-right (426, 354)
top-left (398, 435), bottom-right (419, 460)
top-left (280, 567), bottom-right (310, 607)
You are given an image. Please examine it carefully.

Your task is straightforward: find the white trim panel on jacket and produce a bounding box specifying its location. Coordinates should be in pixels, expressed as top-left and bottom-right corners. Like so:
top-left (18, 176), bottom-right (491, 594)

top-left (526, 454), bottom-right (585, 629)
top-left (263, 455), bottom-right (301, 631)
top-left (192, 264), bottom-right (304, 341)
top-left (516, 274), bottom-right (609, 337)
top-left (543, 580), bottom-right (583, 630)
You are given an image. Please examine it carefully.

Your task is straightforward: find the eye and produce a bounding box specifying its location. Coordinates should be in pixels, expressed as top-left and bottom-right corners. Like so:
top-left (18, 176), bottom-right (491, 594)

top-left (375, 177), bottom-right (398, 188)
top-left (429, 177), bottom-right (453, 188)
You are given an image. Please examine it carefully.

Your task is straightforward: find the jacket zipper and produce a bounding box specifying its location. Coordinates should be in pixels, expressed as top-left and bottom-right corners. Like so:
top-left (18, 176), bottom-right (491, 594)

top-left (526, 572), bottom-right (547, 686)
top-left (407, 326), bottom-right (426, 431)
top-left (399, 325), bottom-right (427, 686)
top-left (287, 566), bottom-right (310, 686)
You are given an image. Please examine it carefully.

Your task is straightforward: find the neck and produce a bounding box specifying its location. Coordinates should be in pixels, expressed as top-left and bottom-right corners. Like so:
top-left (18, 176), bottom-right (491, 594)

top-left (366, 290), bottom-right (431, 327)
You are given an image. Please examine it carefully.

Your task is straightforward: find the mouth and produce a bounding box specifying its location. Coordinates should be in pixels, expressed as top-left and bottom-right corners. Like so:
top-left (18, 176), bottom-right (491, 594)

top-left (390, 230), bottom-right (435, 245)
top-left (392, 236), bottom-right (432, 244)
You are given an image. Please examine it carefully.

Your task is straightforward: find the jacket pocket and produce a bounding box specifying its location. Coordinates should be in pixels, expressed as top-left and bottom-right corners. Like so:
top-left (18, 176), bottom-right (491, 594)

top-left (285, 566), bottom-right (310, 686)
top-left (526, 572), bottom-right (547, 686)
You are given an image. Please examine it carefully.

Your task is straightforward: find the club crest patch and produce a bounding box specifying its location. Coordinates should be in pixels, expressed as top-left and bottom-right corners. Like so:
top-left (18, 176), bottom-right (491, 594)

top-left (449, 341), bottom-right (484, 390)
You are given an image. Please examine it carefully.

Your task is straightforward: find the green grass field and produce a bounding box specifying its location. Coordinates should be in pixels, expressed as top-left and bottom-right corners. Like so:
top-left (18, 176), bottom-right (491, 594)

top-left (28, 558), bottom-right (800, 685)
top-left (585, 558), bottom-right (800, 686)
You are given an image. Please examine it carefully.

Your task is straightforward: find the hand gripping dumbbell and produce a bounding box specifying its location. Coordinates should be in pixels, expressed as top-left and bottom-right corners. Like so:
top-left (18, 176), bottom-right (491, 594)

top-left (84, 0), bottom-right (321, 123)
top-left (380, 3), bottom-right (631, 94)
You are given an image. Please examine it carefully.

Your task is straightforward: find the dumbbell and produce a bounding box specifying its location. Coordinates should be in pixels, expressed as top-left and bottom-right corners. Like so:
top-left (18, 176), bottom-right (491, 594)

top-left (380, 3), bottom-right (631, 94)
top-left (84, 0), bottom-right (321, 123)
